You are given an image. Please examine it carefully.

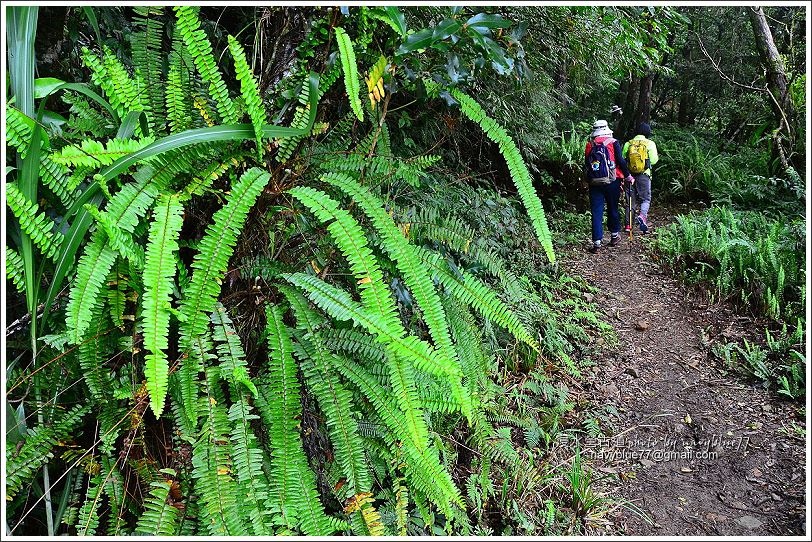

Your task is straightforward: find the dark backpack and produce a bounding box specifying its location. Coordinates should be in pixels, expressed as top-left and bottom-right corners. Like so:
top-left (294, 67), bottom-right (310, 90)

top-left (586, 138), bottom-right (616, 185)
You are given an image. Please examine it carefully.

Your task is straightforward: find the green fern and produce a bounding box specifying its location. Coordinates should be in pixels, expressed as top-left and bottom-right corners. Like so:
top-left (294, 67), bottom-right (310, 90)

top-left (6, 404), bottom-right (90, 501)
top-left (209, 304), bottom-right (276, 535)
top-left (142, 194), bottom-right (184, 417)
top-left (227, 35), bottom-right (266, 160)
top-left (331, 355), bottom-right (464, 518)
top-left (67, 174), bottom-right (164, 344)
top-left (6, 246), bottom-right (27, 293)
top-left (6, 181), bottom-right (62, 260)
top-left (135, 480), bottom-right (180, 535)
top-left (448, 87), bottom-right (555, 264)
top-left (52, 137), bottom-right (155, 169)
top-left (165, 44), bottom-right (195, 133)
top-left (192, 366), bottom-right (246, 536)
top-left (76, 474), bottom-right (103, 536)
top-left (280, 284), bottom-right (372, 498)
top-left (131, 7), bottom-right (166, 131)
top-left (178, 167), bottom-right (271, 348)
top-left (321, 172), bottom-right (471, 417)
top-left (259, 305), bottom-right (333, 535)
top-left (174, 6), bottom-right (238, 124)
top-left (335, 27), bottom-right (363, 122)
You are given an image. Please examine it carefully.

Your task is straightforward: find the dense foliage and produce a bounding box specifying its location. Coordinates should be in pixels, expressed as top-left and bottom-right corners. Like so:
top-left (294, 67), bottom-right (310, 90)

top-left (4, 4), bottom-right (805, 537)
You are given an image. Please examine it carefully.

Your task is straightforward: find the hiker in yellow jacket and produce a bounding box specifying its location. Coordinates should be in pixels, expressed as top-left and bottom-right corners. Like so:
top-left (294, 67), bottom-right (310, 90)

top-left (622, 123), bottom-right (658, 233)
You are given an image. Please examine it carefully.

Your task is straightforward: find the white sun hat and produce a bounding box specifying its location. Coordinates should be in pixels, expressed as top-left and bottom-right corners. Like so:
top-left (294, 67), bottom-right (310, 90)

top-left (591, 119), bottom-right (613, 137)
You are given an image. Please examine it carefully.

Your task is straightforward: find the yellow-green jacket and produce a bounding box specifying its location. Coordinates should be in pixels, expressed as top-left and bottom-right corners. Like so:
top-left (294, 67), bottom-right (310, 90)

top-left (622, 135), bottom-right (659, 177)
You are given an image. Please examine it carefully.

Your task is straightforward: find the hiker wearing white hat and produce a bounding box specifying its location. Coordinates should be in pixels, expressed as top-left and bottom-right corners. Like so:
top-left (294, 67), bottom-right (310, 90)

top-left (584, 120), bottom-right (634, 253)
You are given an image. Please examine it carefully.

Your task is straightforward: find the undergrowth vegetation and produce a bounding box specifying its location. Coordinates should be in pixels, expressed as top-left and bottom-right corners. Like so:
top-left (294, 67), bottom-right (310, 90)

top-left (4, 4), bottom-right (806, 537)
top-left (5, 6), bottom-right (614, 536)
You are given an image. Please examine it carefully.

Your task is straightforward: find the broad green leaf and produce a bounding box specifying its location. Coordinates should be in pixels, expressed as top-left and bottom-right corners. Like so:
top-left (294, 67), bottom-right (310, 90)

top-left (432, 19), bottom-right (461, 41)
top-left (396, 27), bottom-right (434, 55)
top-left (33, 77), bottom-right (65, 99)
top-left (465, 12), bottom-right (511, 34)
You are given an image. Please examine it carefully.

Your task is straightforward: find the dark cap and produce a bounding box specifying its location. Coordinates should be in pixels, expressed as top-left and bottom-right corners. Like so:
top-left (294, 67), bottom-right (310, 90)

top-left (638, 123), bottom-right (652, 137)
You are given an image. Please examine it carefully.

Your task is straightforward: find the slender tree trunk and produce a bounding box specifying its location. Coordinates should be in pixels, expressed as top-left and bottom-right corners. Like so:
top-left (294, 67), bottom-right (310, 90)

top-left (748, 6), bottom-right (795, 170)
top-left (634, 73), bottom-right (653, 129)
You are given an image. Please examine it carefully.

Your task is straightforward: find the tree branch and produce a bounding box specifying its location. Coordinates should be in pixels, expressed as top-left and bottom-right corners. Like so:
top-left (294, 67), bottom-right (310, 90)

top-left (695, 32), bottom-right (768, 93)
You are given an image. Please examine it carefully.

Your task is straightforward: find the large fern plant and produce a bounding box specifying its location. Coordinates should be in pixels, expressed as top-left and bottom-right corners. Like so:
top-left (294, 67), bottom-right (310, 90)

top-left (6, 6), bottom-right (560, 536)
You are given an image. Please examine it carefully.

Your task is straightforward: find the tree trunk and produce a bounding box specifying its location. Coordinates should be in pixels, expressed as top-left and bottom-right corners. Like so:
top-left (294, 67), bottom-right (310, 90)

top-left (748, 6), bottom-right (795, 170)
top-left (633, 73), bottom-right (653, 131)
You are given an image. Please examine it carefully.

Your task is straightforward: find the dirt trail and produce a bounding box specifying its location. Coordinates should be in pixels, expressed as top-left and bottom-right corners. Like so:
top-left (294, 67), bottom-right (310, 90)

top-left (561, 212), bottom-right (806, 536)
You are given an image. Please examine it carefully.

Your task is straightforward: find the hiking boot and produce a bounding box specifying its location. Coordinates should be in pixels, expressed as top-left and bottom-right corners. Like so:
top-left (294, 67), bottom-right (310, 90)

top-left (637, 215), bottom-right (648, 233)
top-left (609, 235), bottom-right (620, 247)
top-left (589, 242), bottom-right (601, 253)
top-left (623, 225), bottom-right (632, 233)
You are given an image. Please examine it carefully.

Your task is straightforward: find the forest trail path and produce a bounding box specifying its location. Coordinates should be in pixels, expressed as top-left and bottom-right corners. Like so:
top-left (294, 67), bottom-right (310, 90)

top-left (560, 210), bottom-right (805, 536)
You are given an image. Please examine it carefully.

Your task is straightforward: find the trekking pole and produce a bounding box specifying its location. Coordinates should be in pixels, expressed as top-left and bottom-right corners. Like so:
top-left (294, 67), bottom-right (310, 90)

top-left (627, 182), bottom-right (634, 250)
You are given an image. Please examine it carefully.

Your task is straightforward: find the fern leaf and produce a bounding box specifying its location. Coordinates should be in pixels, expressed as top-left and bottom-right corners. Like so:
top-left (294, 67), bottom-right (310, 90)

top-left (178, 167), bottom-right (270, 349)
top-left (322, 172), bottom-right (470, 417)
top-left (335, 27), bottom-right (363, 122)
top-left (288, 186), bottom-right (399, 331)
top-left (142, 194), bottom-right (184, 418)
top-left (449, 87), bottom-right (555, 264)
top-left (52, 137), bottom-right (155, 169)
top-left (260, 306), bottom-right (333, 535)
top-left (135, 480), bottom-right (180, 535)
top-left (332, 356), bottom-right (463, 518)
top-left (76, 475), bottom-right (103, 536)
top-left (279, 284), bottom-right (372, 497)
top-left (132, 7), bottom-right (166, 131)
top-left (417, 246), bottom-right (539, 350)
top-left (67, 174), bottom-right (163, 344)
top-left (6, 404), bottom-right (90, 501)
top-left (209, 303), bottom-right (276, 536)
top-left (227, 35), bottom-right (266, 160)
top-left (174, 6), bottom-right (238, 124)
top-left (192, 369), bottom-right (246, 536)
top-left (6, 181), bottom-right (62, 261)
top-left (84, 204), bottom-right (145, 267)
top-left (6, 247), bottom-right (26, 293)
top-left (165, 45), bottom-right (195, 133)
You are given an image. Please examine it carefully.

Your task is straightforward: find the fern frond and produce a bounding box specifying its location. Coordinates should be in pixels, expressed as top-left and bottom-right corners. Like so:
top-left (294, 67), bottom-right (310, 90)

top-left (6, 404), bottom-right (90, 501)
top-left (332, 356), bottom-right (463, 518)
top-left (84, 204), bottom-right (145, 267)
top-left (52, 137), bottom-right (155, 169)
top-left (322, 172), bottom-right (470, 416)
top-left (165, 45), bottom-right (195, 133)
top-left (76, 474), bottom-right (103, 536)
top-left (279, 284), bottom-right (372, 497)
top-left (260, 305), bottom-right (333, 535)
top-left (6, 181), bottom-right (62, 260)
top-left (227, 35), bottom-right (266, 160)
top-left (282, 272), bottom-right (449, 393)
top-left (135, 480), bottom-right (180, 535)
top-left (174, 6), bottom-right (238, 124)
top-left (132, 6), bottom-right (166, 132)
top-left (321, 328), bottom-right (387, 365)
top-left (449, 87), bottom-right (555, 264)
top-left (416, 246), bottom-right (539, 350)
top-left (78, 301), bottom-right (114, 401)
top-left (178, 167), bottom-right (270, 349)
top-left (6, 247), bottom-right (26, 293)
top-left (288, 186), bottom-right (399, 330)
top-left (211, 306), bottom-right (275, 534)
top-left (335, 27), bottom-right (363, 122)
top-left (67, 174), bottom-right (163, 343)
top-left (142, 194), bottom-right (184, 418)
top-left (81, 46), bottom-right (147, 130)
top-left (192, 369), bottom-right (246, 536)
top-left (63, 91), bottom-right (114, 138)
